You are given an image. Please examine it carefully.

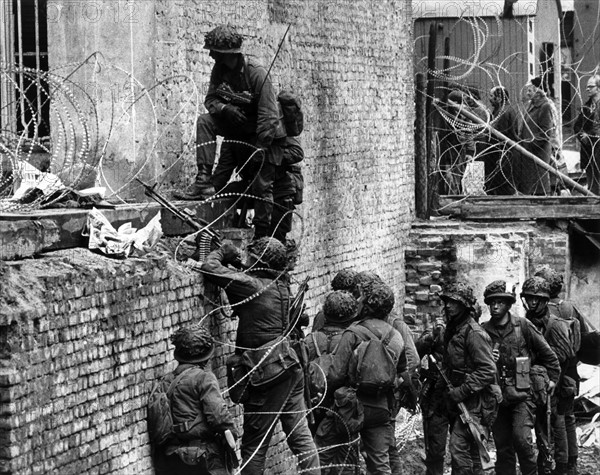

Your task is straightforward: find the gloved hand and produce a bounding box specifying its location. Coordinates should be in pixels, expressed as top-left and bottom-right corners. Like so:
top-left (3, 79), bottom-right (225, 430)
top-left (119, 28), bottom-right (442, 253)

top-left (222, 104), bottom-right (247, 126)
top-left (448, 387), bottom-right (463, 403)
top-left (220, 240), bottom-right (241, 265)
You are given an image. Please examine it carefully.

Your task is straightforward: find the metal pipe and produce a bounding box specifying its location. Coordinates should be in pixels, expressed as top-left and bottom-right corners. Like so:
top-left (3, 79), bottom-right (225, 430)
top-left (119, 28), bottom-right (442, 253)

top-left (34, 0), bottom-right (41, 140)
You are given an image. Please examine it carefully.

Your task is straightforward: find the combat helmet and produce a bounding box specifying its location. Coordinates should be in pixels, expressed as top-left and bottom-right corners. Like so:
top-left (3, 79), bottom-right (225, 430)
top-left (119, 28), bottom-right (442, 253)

top-left (483, 280), bottom-right (517, 304)
top-left (440, 282), bottom-right (477, 309)
top-left (171, 322), bottom-right (215, 364)
top-left (324, 290), bottom-right (358, 324)
top-left (520, 276), bottom-right (551, 300)
top-left (331, 269), bottom-right (358, 293)
top-left (204, 25), bottom-right (243, 53)
top-left (247, 237), bottom-right (288, 271)
top-left (364, 282), bottom-right (395, 317)
top-left (533, 265), bottom-right (563, 298)
top-left (352, 271), bottom-right (384, 299)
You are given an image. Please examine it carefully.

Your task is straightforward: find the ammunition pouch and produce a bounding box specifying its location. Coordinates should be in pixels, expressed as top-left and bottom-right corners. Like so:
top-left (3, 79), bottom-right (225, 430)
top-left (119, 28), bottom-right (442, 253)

top-left (226, 354), bottom-right (250, 404)
top-left (558, 375), bottom-right (577, 399)
top-left (515, 357), bottom-right (531, 390)
top-left (502, 377), bottom-right (529, 404)
top-left (241, 336), bottom-right (300, 389)
top-left (530, 365), bottom-right (549, 407)
top-left (480, 384), bottom-right (503, 428)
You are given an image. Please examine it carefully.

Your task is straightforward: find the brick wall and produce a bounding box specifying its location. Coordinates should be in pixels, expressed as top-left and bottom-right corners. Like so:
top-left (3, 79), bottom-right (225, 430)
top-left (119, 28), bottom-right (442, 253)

top-left (153, 0), bottom-right (415, 314)
top-left (0, 248), bottom-right (242, 475)
top-left (405, 221), bottom-right (570, 330)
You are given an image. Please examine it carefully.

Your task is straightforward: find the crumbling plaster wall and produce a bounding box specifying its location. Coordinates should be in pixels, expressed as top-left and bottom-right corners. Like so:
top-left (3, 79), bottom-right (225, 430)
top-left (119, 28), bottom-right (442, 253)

top-left (405, 221), bottom-right (571, 326)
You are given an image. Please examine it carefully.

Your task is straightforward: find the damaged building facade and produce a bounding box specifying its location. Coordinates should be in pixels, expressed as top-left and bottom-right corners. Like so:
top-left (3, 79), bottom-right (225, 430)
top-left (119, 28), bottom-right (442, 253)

top-left (0, 0), bottom-right (598, 474)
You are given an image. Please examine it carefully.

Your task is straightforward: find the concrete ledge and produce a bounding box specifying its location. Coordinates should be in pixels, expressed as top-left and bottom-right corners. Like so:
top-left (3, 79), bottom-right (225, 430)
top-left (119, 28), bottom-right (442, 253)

top-left (0, 200), bottom-right (234, 260)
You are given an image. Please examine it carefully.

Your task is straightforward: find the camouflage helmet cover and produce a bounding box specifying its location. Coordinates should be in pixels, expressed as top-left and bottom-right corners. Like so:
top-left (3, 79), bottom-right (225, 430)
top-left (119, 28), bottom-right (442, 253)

top-left (533, 265), bottom-right (563, 298)
top-left (352, 271), bottom-right (384, 299)
top-left (364, 282), bottom-right (395, 317)
top-left (247, 237), bottom-right (288, 271)
top-left (171, 322), bottom-right (215, 364)
top-left (324, 290), bottom-right (358, 324)
top-left (440, 282), bottom-right (476, 309)
top-left (483, 280), bottom-right (517, 304)
top-left (331, 269), bottom-right (358, 292)
top-left (520, 276), bottom-right (551, 299)
top-left (204, 25), bottom-right (243, 53)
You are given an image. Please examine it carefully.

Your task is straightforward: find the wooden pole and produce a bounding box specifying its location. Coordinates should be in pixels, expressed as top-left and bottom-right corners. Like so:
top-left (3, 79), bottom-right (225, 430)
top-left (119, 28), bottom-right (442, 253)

top-left (443, 99), bottom-right (597, 197)
top-left (425, 23), bottom-right (438, 216)
top-left (415, 73), bottom-right (428, 218)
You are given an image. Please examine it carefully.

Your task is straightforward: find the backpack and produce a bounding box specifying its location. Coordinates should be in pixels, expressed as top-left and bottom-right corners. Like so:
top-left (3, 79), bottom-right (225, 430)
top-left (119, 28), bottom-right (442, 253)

top-left (278, 91), bottom-right (304, 137)
top-left (307, 330), bottom-right (343, 402)
top-left (548, 301), bottom-right (581, 354)
top-left (147, 368), bottom-right (194, 447)
top-left (347, 321), bottom-right (404, 394)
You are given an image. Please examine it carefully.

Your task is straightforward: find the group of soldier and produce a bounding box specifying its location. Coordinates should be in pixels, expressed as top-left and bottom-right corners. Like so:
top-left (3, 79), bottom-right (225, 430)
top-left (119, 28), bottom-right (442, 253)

top-left (152, 231), bottom-right (587, 475)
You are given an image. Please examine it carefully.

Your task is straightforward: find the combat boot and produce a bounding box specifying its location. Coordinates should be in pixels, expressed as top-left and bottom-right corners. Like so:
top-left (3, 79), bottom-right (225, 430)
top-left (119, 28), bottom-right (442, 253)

top-left (173, 165), bottom-right (216, 200)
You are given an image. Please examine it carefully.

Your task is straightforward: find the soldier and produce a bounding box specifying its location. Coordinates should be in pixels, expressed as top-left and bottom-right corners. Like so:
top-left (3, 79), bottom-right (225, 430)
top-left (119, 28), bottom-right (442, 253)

top-left (306, 290), bottom-right (359, 474)
top-left (415, 315), bottom-right (448, 475)
top-left (175, 25), bottom-right (281, 240)
top-left (200, 238), bottom-right (320, 474)
top-left (481, 280), bottom-right (560, 475)
top-left (327, 282), bottom-right (405, 474)
top-left (155, 323), bottom-right (238, 475)
top-left (534, 265), bottom-right (586, 475)
top-left (438, 282), bottom-right (497, 475)
top-left (312, 269), bottom-right (359, 332)
top-left (521, 277), bottom-right (576, 475)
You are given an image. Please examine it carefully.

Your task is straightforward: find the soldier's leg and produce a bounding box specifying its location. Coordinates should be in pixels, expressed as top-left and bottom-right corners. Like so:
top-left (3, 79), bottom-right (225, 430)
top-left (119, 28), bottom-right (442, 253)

top-left (492, 404), bottom-right (518, 475)
top-left (250, 160), bottom-right (276, 239)
top-left (175, 113), bottom-right (221, 200)
top-left (512, 400), bottom-right (538, 475)
top-left (315, 414), bottom-right (359, 475)
top-left (563, 396), bottom-right (578, 475)
top-left (279, 370), bottom-right (321, 475)
top-left (360, 406), bottom-right (393, 474)
top-left (240, 372), bottom-right (297, 475)
top-left (269, 196), bottom-right (294, 244)
top-left (552, 410), bottom-right (568, 475)
top-left (449, 417), bottom-right (478, 475)
top-left (423, 409), bottom-right (449, 475)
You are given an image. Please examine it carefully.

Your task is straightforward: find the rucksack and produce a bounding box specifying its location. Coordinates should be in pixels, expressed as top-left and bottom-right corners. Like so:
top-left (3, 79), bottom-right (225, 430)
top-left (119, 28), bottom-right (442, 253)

top-left (147, 368), bottom-right (194, 447)
top-left (548, 301), bottom-right (581, 354)
top-left (347, 321), bottom-right (404, 394)
top-left (278, 90), bottom-right (304, 137)
top-left (307, 330), bottom-right (343, 402)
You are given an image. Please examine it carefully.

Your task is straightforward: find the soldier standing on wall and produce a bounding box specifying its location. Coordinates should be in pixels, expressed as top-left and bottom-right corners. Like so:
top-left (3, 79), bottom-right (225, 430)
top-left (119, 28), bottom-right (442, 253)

top-left (154, 323), bottom-right (238, 475)
top-left (174, 25), bottom-right (281, 240)
top-left (534, 265), bottom-right (587, 475)
top-left (199, 238), bottom-right (320, 475)
top-left (437, 282), bottom-right (497, 475)
top-left (481, 280), bottom-right (560, 475)
top-left (521, 277), bottom-right (577, 475)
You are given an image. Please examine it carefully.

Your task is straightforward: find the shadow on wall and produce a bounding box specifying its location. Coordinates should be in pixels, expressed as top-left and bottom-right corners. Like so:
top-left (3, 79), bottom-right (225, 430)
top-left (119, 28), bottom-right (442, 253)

top-left (569, 223), bottom-right (600, 328)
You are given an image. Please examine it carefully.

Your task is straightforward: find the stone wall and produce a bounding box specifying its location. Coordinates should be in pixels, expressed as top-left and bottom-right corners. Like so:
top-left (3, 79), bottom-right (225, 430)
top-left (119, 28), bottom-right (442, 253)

top-left (0, 248), bottom-right (240, 475)
top-left (405, 221), bottom-right (570, 328)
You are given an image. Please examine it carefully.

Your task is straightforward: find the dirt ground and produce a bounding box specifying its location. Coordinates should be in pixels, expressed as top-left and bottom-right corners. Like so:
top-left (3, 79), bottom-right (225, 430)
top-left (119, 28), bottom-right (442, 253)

top-left (394, 413), bottom-right (600, 475)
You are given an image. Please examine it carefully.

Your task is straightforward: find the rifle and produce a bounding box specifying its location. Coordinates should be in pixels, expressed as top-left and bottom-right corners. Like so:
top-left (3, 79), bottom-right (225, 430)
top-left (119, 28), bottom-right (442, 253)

top-left (286, 277), bottom-right (314, 427)
top-left (136, 178), bottom-right (221, 261)
top-left (429, 355), bottom-right (494, 471)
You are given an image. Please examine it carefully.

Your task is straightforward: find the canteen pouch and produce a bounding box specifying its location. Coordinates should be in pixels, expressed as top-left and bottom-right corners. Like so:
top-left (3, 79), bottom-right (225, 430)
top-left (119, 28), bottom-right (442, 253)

top-left (241, 336), bottom-right (300, 388)
top-left (515, 357), bottom-right (531, 390)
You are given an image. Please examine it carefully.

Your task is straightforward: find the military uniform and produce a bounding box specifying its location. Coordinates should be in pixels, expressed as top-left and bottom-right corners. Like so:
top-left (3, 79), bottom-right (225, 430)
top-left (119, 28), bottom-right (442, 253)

top-left (481, 280), bottom-right (560, 475)
top-left (327, 283), bottom-right (404, 474)
top-left (306, 291), bottom-right (358, 475)
top-left (437, 283), bottom-right (497, 475)
top-left (522, 277), bottom-right (576, 475)
top-left (415, 319), bottom-right (448, 475)
top-left (200, 238), bottom-right (320, 475)
top-left (535, 265), bottom-right (587, 475)
top-left (155, 324), bottom-right (237, 475)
